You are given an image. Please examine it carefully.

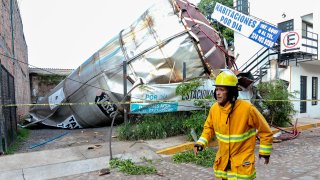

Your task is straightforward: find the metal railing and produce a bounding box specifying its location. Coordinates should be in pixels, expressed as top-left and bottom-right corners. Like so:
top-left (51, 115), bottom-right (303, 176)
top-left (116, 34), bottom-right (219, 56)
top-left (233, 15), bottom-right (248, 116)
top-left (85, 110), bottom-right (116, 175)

top-left (240, 29), bottom-right (318, 82)
top-left (239, 45), bottom-right (279, 81)
top-left (301, 29), bottom-right (318, 59)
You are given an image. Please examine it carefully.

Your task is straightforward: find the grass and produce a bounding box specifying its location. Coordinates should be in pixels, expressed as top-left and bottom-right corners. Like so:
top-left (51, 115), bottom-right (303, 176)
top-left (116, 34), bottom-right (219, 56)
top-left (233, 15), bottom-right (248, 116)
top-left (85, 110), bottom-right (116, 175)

top-left (5, 127), bottom-right (30, 154)
top-left (117, 111), bottom-right (208, 141)
top-left (109, 157), bottom-right (157, 175)
top-left (172, 148), bottom-right (216, 167)
top-left (117, 113), bottom-right (186, 140)
top-left (181, 111), bottom-right (207, 141)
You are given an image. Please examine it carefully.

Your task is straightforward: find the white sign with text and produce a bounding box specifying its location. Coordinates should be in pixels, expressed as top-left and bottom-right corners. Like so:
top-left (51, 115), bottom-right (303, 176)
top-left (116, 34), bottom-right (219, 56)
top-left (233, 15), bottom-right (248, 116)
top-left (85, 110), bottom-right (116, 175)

top-left (211, 3), bottom-right (281, 48)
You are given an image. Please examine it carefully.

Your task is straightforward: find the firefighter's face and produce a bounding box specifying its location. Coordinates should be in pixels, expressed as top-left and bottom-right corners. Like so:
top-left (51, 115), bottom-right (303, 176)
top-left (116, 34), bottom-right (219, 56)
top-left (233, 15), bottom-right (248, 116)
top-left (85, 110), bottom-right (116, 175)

top-left (215, 86), bottom-right (228, 106)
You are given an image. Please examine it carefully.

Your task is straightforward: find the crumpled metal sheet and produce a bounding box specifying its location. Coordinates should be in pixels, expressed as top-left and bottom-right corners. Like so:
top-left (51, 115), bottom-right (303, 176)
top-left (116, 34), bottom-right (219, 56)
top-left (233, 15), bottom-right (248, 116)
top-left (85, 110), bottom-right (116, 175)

top-left (29, 0), bottom-right (232, 128)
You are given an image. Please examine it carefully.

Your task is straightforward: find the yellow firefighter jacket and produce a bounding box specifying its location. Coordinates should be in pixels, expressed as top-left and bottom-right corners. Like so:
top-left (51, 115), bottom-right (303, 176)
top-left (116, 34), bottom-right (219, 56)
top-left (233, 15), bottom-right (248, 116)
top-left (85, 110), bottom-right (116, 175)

top-left (196, 99), bottom-right (273, 180)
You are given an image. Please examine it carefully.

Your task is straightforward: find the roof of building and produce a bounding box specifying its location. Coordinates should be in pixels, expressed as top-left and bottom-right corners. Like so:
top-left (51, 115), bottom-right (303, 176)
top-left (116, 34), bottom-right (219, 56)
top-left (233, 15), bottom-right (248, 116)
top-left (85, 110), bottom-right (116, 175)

top-left (29, 67), bottom-right (74, 76)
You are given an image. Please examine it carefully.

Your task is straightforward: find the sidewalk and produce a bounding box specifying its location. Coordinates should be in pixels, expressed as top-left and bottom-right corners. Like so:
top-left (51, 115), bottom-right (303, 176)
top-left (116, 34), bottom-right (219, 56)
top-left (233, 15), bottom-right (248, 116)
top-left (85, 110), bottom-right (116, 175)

top-left (0, 118), bottom-right (319, 179)
top-left (157, 117), bottom-right (320, 155)
top-left (0, 134), bottom-right (191, 180)
top-left (64, 126), bottom-right (320, 180)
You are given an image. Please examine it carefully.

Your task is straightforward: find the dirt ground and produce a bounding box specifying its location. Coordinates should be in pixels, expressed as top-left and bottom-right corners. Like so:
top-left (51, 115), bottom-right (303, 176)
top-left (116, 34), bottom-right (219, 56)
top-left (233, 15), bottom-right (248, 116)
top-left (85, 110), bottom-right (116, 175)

top-left (16, 124), bottom-right (118, 154)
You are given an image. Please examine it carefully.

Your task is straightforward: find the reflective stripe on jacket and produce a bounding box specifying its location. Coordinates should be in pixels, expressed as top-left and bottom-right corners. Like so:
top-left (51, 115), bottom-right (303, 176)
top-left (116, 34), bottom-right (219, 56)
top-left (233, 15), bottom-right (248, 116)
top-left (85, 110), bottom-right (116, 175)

top-left (196, 100), bottom-right (273, 180)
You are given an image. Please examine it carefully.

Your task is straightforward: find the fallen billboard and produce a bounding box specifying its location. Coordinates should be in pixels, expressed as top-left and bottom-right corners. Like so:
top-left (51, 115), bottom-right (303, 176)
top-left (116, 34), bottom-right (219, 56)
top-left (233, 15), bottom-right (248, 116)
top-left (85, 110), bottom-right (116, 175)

top-left (130, 78), bottom-right (252, 114)
top-left (29, 0), bottom-right (237, 128)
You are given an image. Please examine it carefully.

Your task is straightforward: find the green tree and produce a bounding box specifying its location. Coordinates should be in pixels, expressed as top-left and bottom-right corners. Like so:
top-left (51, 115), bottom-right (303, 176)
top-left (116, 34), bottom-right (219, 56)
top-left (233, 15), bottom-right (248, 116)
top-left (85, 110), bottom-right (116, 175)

top-left (198, 0), bottom-right (234, 45)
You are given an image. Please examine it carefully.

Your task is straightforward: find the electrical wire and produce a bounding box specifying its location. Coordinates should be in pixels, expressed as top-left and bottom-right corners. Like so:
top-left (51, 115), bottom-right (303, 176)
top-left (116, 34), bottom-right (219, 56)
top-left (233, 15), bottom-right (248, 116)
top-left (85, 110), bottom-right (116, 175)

top-left (1, 2), bottom-right (239, 111)
top-left (0, 51), bottom-right (218, 108)
top-left (0, 51), bottom-right (120, 92)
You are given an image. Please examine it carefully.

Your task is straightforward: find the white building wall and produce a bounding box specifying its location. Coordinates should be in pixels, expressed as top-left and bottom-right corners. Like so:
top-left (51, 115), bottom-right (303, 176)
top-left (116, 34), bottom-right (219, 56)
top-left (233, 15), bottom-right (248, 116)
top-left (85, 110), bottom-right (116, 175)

top-left (286, 63), bottom-right (320, 118)
top-left (260, 61), bottom-right (320, 119)
top-left (235, 0), bottom-right (320, 67)
top-left (233, 0), bottom-right (320, 118)
top-left (289, 65), bottom-right (302, 118)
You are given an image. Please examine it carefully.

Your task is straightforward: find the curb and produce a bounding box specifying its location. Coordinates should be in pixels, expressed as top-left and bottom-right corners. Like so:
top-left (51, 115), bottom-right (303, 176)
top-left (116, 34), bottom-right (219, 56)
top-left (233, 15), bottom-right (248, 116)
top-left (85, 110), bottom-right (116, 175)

top-left (156, 142), bottom-right (194, 155)
top-left (156, 123), bottom-right (320, 155)
top-left (156, 141), bottom-right (218, 155)
top-left (272, 123), bottom-right (319, 133)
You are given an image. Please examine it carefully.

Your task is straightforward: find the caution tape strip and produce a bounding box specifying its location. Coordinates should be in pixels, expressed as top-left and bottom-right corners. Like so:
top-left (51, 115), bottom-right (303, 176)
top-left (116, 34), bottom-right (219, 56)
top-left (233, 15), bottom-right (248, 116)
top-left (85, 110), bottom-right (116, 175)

top-left (0, 99), bottom-right (319, 107)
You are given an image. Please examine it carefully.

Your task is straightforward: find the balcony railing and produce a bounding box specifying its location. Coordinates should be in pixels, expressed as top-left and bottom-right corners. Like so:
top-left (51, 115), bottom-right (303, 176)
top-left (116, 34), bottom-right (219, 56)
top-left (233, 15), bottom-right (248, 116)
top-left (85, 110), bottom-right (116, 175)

top-left (301, 29), bottom-right (318, 57)
top-left (279, 30), bottom-right (318, 63)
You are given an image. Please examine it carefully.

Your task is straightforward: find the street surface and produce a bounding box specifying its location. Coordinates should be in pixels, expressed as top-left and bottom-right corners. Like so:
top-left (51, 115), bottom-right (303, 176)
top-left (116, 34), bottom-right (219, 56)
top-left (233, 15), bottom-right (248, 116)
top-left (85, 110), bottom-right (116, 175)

top-left (60, 127), bottom-right (320, 180)
top-left (16, 125), bottom-right (113, 153)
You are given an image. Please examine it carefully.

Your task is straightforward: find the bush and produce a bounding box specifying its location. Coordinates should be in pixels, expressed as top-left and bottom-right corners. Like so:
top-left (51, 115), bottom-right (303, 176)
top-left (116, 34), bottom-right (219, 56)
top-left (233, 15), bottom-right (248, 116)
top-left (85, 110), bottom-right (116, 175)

top-left (175, 78), bottom-right (213, 141)
top-left (117, 111), bottom-right (209, 141)
top-left (176, 78), bottom-right (203, 97)
top-left (117, 113), bottom-right (186, 140)
top-left (256, 80), bottom-right (297, 127)
top-left (117, 78), bottom-right (213, 141)
top-left (182, 111), bottom-right (208, 141)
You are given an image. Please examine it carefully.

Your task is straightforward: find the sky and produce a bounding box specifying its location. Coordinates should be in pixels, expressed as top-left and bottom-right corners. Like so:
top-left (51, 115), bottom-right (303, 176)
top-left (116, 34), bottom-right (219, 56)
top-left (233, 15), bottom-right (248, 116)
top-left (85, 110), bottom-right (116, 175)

top-left (19, 0), bottom-right (200, 69)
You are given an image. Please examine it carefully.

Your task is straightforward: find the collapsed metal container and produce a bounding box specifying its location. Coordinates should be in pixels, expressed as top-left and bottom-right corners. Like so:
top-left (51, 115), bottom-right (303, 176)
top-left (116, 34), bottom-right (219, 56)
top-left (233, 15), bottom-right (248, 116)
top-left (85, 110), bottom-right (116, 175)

top-left (29, 0), bottom-right (235, 128)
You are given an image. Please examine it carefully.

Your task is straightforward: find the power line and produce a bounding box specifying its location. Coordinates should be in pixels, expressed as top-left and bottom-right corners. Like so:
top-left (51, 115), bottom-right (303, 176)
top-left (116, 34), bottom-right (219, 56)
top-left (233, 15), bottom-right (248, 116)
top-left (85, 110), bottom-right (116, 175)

top-left (1, 47), bottom-right (216, 106)
top-left (0, 51), bottom-right (163, 104)
top-left (0, 51), bottom-right (117, 92)
top-left (0, 51), bottom-right (176, 104)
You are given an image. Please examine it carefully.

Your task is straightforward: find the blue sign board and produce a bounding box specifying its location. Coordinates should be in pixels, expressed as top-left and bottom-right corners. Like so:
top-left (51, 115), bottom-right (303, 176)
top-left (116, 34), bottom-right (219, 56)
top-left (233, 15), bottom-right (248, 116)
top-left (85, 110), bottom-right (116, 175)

top-left (249, 22), bottom-right (282, 48)
top-left (212, 3), bottom-right (281, 48)
top-left (130, 102), bottom-right (179, 114)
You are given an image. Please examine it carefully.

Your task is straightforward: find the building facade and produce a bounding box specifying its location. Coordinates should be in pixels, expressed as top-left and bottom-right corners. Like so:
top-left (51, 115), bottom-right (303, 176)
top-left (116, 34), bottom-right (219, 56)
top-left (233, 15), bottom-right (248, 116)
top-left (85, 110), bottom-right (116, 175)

top-left (1, 0), bottom-right (30, 118)
top-left (29, 68), bottom-right (72, 103)
top-left (1, 0), bottom-right (29, 150)
top-left (233, 0), bottom-right (320, 118)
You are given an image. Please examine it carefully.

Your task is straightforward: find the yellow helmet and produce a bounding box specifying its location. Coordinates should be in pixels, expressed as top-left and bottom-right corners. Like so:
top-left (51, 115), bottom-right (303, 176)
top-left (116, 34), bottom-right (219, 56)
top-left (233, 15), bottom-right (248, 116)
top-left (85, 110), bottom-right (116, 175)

top-left (215, 70), bottom-right (238, 86)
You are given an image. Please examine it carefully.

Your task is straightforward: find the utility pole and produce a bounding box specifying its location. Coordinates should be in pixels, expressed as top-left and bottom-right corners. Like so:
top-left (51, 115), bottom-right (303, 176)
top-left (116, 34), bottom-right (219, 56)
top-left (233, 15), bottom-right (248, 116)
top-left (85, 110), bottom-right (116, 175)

top-left (123, 60), bottom-right (128, 123)
top-left (183, 62), bottom-right (186, 81)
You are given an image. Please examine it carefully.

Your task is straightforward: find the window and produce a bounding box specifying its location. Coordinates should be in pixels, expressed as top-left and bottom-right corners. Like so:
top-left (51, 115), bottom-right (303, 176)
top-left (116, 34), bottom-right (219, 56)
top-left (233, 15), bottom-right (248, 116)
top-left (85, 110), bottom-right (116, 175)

top-left (300, 76), bottom-right (307, 113)
top-left (312, 77), bottom-right (318, 105)
top-left (278, 20), bottom-right (294, 32)
top-left (235, 0), bottom-right (249, 15)
top-left (302, 21), bottom-right (313, 38)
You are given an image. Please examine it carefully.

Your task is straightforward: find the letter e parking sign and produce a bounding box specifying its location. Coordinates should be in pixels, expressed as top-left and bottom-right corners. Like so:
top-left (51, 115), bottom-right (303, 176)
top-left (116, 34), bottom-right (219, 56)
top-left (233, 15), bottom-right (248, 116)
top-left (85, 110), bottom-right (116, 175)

top-left (280, 31), bottom-right (302, 54)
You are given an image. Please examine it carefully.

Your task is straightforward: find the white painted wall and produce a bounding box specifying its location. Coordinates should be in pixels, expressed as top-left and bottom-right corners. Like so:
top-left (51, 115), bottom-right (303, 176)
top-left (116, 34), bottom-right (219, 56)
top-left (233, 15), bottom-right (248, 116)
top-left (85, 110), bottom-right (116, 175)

top-left (259, 62), bottom-right (320, 118)
top-left (287, 63), bottom-right (320, 118)
top-left (233, 0), bottom-right (320, 118)
top-left (234, 0), bottom-right (320, 67)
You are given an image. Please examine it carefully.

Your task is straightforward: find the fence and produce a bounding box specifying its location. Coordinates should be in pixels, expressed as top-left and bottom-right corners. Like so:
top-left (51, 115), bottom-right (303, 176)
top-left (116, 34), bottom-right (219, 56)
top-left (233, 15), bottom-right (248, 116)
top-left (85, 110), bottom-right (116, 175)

top-left (0, 65), bottom-right (17, 152)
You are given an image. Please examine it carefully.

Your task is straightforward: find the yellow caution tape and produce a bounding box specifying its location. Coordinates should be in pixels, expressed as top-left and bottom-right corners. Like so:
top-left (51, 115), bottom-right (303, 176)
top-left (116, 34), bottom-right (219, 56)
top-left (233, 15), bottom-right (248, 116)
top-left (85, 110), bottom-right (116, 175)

top-left (0, 99), bottom-right (319, 107)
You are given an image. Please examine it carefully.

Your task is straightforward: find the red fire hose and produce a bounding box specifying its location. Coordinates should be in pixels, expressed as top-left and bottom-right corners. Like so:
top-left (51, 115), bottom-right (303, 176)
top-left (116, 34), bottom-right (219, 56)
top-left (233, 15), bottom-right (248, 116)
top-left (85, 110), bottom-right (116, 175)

top-left (256, 119), bottom-right (301, 143)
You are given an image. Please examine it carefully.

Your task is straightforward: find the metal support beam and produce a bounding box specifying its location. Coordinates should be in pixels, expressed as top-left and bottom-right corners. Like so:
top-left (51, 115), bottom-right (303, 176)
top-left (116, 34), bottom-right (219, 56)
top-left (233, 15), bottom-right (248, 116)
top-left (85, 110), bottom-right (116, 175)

top-left (259, 67), bottom-right (262, 83)
top-left (123, 60), bottom-right (128, 124)
top-left (183, 62), bottom-right (186, 81)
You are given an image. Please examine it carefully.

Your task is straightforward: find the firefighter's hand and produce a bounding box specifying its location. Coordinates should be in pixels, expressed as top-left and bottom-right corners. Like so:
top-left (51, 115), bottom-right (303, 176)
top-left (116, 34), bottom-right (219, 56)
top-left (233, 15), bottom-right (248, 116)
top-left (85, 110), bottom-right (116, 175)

top-left (259, 154), bottom-right (270, 164)
top-left (193, 144), bottom-right (203, 156)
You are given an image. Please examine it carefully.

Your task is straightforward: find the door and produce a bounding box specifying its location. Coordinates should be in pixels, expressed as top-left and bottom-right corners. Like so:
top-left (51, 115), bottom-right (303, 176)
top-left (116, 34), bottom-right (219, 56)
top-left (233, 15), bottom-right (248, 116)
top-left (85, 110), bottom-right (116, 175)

top-left (300, 76), bottom-right (307, 113)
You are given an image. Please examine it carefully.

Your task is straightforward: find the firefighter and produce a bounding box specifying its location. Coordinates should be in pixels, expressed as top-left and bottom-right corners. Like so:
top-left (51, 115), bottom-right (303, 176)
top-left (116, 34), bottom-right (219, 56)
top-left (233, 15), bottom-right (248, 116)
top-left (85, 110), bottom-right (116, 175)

top-left (194, 70), bottom-right (273, 180)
